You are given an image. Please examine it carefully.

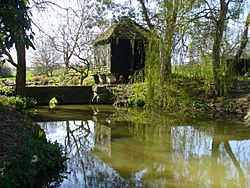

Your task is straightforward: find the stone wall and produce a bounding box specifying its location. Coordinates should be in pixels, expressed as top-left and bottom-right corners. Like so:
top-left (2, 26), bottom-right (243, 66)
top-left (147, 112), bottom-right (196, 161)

top-left (25, 86), bottom-right (94, 105)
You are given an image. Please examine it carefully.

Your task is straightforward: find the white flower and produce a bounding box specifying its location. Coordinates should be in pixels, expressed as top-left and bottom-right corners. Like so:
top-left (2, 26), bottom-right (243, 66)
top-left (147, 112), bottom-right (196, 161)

top-left (31, 155), bottom-right (38, 163)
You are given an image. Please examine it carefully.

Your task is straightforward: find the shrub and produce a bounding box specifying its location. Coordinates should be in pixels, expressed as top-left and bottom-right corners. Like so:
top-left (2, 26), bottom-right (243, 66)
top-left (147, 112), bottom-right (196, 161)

top-left (0, 135), bottom-right (66, 187)
top-left (82, 76), bottom-right (95, 86)
top-left (0, 96), bottom-right (37, 110)
top-left (31, 75), bottom-right (44, 82)
top-left (193, 99), bottom-right (209, 111)
top-left (128, 83), bottom-right (147, 107)
top-left (243, 72), bottom-right (250, 79)
top-left (113, 84), bottom-right (131, 106)
top-left (40, 77), bottom-right (52, 85)
top-left (225, 100), bottom-right (237, 113)
top-left (113, 83), bottom-right (147, 107)
top-left (0, 86), bottom-right (15, 96)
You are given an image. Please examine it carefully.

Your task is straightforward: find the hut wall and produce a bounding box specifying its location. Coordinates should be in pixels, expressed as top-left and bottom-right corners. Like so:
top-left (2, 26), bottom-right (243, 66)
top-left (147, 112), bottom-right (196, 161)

top-left (94, 43), bottom-right (111, 74)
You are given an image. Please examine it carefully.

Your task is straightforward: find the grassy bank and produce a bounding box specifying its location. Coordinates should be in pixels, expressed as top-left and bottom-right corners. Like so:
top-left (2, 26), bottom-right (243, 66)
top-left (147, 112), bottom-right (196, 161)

top-left (113, 77), bottom-right (250, 120)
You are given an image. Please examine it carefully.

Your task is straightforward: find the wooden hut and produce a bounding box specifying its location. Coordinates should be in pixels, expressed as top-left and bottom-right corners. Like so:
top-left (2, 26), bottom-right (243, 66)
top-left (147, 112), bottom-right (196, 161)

top-left (92, 16), bottom-right (148, 84)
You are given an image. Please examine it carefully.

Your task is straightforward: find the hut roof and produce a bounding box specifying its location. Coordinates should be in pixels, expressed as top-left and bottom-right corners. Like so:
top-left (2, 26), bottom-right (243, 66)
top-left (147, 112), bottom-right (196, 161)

top-left (93, 16), bottom-right (148, 46)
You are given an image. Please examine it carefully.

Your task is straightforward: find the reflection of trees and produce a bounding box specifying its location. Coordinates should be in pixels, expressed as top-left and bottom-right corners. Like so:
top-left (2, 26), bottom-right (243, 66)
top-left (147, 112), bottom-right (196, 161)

top-left (94, 123), bottom-right (111, 157)
top-left (110, 109), bottom-right (250, 187)
top-left (223, 140), bottom-right (245, 186)
top-left (39, 107), bottom-right (250, 187)
top-left (50, 120), bottom-right (140, 187)
top-left (210, 125), bottom-right (246, 188)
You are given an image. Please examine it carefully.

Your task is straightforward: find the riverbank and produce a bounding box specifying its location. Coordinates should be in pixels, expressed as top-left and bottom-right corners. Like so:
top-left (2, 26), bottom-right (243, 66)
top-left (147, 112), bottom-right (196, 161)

top-left (0, 103), bottom-right (66, 187)
top-left (111, 80), bottom-right (250, 122)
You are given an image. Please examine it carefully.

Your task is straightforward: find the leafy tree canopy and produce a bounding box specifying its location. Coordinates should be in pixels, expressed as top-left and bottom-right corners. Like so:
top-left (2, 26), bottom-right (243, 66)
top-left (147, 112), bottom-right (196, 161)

top-left (0, 0), bottom-right (34, 50)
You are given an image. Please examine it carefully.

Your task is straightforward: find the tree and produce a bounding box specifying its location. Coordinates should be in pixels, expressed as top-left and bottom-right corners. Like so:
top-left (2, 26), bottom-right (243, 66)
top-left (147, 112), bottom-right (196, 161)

top-left (44, 0), bottom-right (110, 84)
top-left (135, 0), bottom-right (196, 106)
top-left (211, 0), bottom-right (230, 97)
top-left (30, 37), bottom-right (61, 76)
top-left (0, 0), bottom-right (34, 95)
top-left (188, 0), bottom-right (246, 96)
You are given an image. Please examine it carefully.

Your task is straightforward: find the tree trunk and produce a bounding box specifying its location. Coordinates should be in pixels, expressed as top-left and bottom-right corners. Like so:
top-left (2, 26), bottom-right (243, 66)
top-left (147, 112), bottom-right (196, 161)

top-left (80, 74), bottom-right (84, 85)
top-left (161, 18), bottom-right (175, 82)
top-left (15, 42), bottom-right (26, 96)
top-left (160, 41), bottom-right (172, 83)
top-left (64, 55), bottom-right (70, 75)
top-left (212, 0), bottom-right (228, 97)
top-left (160, 1), bottom-right (178, 83)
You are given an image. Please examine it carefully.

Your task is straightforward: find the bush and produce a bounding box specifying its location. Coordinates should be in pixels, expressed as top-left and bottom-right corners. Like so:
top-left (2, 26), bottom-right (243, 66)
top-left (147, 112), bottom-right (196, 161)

top-left (244, 72), bottom-right (250, 79)
top-left (193, 99), bottom-right (209, 111)
top-left (113, 83), bottom-right (147, 107)
top-left (0, 135), bottom-right (66, 187)
top-left (0, 86), bottom-right (15, 96)
top-left (128, 83), bottom-right (147, 107)
top-left (82, 76), bottom-right (95, 86)
top-left (0, 96), bottom-right (37, 110)
top-left (225, 100), bottom-right (237, 113)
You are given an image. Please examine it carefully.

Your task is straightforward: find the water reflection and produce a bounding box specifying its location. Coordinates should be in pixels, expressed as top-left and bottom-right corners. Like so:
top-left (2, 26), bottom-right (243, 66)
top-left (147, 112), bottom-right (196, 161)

top-left (37, 105), bottom-right (250, 187)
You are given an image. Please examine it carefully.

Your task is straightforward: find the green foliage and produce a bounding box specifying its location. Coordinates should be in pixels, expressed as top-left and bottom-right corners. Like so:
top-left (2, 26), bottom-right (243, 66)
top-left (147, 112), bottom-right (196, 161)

top-left (144, 39), bottom-right (214, 110)
top-left (0, 134), bottom-right (66, 187)
top-left (0, 96), bottom-right (37, 110)
top-left (0, 86), bottom-right (15, 96)
top-left (193, 99), bottom-right (209, 111)
top-left (26, 71), bottom-right (34, 80)
top-left (146, 72), bottom-right (210, 111)
top-left (225, 100), bottom-right (237, 113)
top-left (173, 54), bottom-right (213, 95)
top-left (145, 34), bottom-right (161, 107)
top-left (82, 76), bottom-right (95, 86)
top-left (128, 83), bottom-right (147, 107)
top-left (0, 0), bottom-right (34, 49)
top-left (113, 84), bottom-right (131, 106)
top-left (113, 83), bottom-right (147, 107)
top-left (244, 72), bottom-right (250, 79)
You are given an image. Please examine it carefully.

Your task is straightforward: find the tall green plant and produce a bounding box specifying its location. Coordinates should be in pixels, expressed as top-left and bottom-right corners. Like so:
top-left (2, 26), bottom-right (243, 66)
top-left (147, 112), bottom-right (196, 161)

top-left (145, 34), bottom-right (161, 107)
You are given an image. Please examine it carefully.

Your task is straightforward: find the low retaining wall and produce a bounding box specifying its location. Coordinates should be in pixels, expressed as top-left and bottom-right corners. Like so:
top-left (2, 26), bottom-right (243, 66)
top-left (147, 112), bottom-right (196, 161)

top-left (25, 86), bottom-right (94, 105)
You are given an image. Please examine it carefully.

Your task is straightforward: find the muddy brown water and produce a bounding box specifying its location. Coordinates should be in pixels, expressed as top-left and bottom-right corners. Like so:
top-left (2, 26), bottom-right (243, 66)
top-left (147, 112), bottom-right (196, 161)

top-left (35, 105), bottom-right (250, 187)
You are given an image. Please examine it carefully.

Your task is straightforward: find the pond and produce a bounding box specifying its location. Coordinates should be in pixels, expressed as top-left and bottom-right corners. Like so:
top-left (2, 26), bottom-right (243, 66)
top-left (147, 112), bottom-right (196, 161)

top-left (35, 105), bottom-right (250, 188)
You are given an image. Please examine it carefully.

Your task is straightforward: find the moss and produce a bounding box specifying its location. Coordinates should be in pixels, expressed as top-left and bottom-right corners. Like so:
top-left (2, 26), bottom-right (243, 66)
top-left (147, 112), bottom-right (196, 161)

top-left (93, 16), bottom-right (148, 46)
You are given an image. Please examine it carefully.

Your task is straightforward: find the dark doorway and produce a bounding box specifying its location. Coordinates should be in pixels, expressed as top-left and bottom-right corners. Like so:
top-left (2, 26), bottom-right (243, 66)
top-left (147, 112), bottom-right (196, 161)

top-left (111, 40), bottom-right (132, 74)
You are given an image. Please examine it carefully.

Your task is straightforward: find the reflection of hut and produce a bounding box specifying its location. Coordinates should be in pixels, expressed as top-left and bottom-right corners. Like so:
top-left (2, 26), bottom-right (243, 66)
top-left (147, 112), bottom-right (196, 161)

top-left (92, 16), bottom-right (148, 84)
top-left (94, 123), bottom-right (111, 157)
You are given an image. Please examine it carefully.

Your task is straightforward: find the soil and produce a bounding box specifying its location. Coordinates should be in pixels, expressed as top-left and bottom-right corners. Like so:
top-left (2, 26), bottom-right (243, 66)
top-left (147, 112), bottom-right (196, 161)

top-left (212, 80), bottom-right (250, 119)
top-left (0, 104), bottom-right (37, 166)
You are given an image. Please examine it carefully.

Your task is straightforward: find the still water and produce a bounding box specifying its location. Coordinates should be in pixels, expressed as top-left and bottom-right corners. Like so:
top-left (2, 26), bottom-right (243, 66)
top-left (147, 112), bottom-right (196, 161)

top-left (35, 105), bottom-right (250, 188)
